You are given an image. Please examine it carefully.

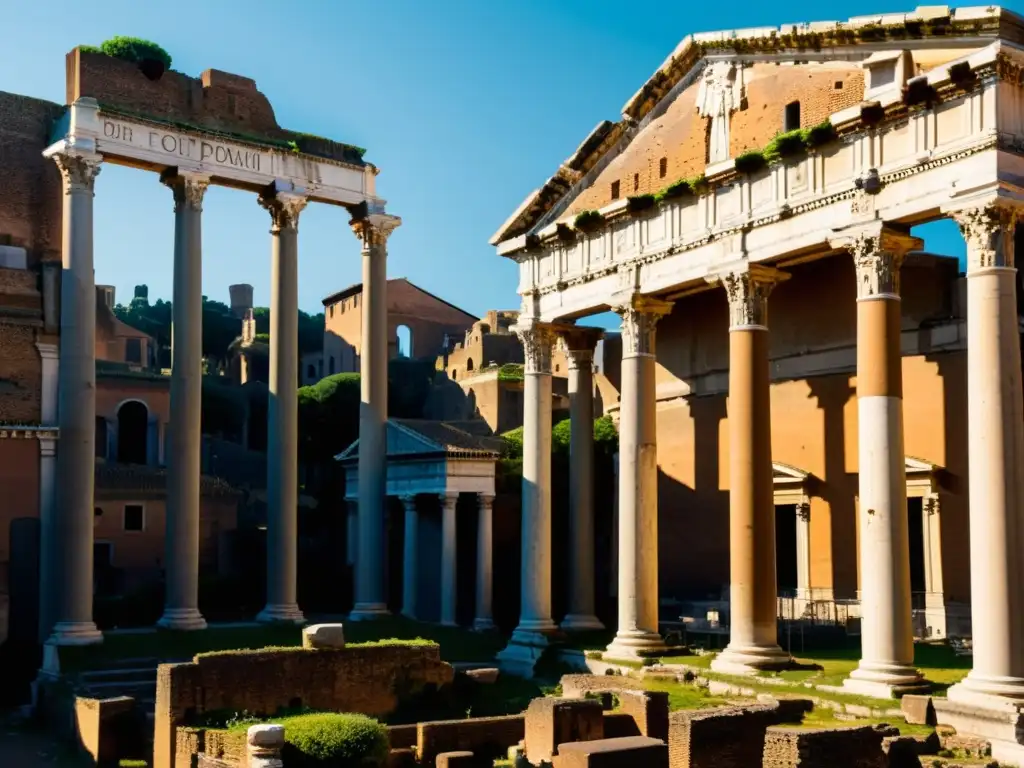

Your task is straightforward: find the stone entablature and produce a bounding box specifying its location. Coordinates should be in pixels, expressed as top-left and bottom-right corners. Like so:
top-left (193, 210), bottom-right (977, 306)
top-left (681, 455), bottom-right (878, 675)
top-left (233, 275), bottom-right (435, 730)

top-left (499, 43), bottom-right (1020, 322)
top-left (49, 98), bottom-right (380, 208)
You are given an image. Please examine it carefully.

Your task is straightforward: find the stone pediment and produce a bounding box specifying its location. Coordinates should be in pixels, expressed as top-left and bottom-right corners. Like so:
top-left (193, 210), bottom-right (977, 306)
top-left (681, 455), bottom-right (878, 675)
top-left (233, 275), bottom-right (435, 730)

top-left (490, 5), bottom-right (1008, 246)
top-left (335, 419), bottom-right (502, 462)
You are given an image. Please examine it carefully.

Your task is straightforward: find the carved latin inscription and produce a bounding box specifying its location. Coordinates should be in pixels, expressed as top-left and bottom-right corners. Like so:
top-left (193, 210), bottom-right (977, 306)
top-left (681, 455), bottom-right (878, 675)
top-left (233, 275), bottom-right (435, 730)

top-left (101, 119), bottom-right (267, 173)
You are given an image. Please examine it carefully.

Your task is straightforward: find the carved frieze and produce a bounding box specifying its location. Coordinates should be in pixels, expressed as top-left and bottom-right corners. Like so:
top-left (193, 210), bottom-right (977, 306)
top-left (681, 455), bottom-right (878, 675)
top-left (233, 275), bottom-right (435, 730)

top-left (53, 152), bottom-right (102, 195)
top-left (719, 265), bottom-right (788, 328)
top-left (259, 192), bottom-right (308, 233)
top-left (952, 203), bottom-right (1018, 271)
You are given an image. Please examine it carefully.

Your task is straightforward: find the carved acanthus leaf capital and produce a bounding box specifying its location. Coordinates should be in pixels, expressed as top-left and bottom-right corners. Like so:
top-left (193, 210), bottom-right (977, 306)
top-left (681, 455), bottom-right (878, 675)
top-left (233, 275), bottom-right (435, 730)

top-left (514, 321), bottom-right (557, 375)
top-left (351, 213), bottom-right (402, 253)
top-left (258, 191), bottom-right (308, 233)
top-left (614, 295), bottom-right (673, 357)
top-left (555, 326), bottom-right (603, 371)
top-left (162, 171), bottom-right (210, 213)
top-left (53, 152), bottom-right (102, 195)
top-left (718, 265), bottom-right (789, 328)
top-left (832, 226), bottom-right (921, 298)
top-left (951, 203), bottom-right (1018, 271)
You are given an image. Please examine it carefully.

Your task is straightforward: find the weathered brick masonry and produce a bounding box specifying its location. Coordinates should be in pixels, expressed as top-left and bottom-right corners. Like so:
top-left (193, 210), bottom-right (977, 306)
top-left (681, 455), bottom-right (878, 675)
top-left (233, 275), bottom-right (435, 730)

top-left (416, 714), bottom-right (525, 765)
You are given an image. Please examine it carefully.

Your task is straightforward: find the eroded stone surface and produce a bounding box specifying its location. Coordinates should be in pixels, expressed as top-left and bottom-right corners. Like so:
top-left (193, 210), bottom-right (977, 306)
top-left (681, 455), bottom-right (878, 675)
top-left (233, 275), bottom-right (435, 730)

top-left (302, 623), bottom-right (346, 649)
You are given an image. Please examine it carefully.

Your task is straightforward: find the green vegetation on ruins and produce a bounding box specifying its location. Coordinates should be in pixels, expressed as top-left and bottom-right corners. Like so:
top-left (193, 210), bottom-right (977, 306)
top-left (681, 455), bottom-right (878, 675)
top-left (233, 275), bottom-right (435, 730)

top-left (80, 36), bottom-right (173, 70)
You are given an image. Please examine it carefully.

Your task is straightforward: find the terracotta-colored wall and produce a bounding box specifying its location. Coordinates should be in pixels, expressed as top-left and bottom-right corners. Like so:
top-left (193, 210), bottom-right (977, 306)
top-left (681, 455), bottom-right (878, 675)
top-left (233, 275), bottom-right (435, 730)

top-left (0, 439), bottom-right (40, 591)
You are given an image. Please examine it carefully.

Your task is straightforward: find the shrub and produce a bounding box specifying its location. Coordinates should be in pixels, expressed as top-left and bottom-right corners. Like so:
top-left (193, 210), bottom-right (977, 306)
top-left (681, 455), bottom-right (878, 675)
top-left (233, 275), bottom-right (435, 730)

top-left (79, 44), bottom-right (103, 55)
top-left (654, 178), bottom-right (692, 202)
top-left (803, 120), bottom-right (837, 149)
top-left (119, 761), bottom-right (148, 768)
top-left (764, 129), bottom-right (807, 163)
top-left (734, 150), bottom-right (767, 175)
top-left (573, 210), bottom-right (606, 233)
top-left (626, 194), bottom-right (656, 213)
top-left (99, 36), bottom-right (173, 70)
top-left (280, 713), bottom-right (389, 767)
top-left (497, 363), bottom-right (525, 382)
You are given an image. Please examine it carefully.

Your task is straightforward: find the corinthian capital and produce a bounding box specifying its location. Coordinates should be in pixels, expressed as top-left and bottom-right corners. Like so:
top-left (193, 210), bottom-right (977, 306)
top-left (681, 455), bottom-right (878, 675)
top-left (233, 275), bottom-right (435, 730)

top-left (351, 213), bottom-right (402, 253)
top-left (258, 191), bottom-right (308, 233)
top-left (555, 326), bottom-right (603, 371)
top-left (717, 264), bottom-right (789, 329)
top-left (614, 294), bottom-right (673, 357)
top-left (951, 203), bottom-right (1018, 271)
top-left (831, 224), bottom-right (921, 299)
top-left (53, 152), bottom-right (102, 195)
top-left (514, 321), bottom-right (557, 375)
top-left (162, 170), bottom-right (210, 213)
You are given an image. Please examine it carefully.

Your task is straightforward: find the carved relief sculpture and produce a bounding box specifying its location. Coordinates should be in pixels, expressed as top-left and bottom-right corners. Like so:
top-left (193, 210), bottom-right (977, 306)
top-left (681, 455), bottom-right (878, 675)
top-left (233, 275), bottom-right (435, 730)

top-left (697, 61), bottom-right (746, 164)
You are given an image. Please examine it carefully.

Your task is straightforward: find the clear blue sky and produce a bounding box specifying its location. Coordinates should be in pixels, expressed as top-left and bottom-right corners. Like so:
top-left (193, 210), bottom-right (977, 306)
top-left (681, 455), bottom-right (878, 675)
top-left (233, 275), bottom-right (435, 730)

top-left (3, 0), bottom-right (990, 318)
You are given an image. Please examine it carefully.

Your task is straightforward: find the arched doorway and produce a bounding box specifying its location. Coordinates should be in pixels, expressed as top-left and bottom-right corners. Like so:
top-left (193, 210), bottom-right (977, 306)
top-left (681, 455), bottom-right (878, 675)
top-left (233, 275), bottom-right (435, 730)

top-left (117, 400), bottom-right (149, 464)
top-left (397, 325), bottom-right (413, 358)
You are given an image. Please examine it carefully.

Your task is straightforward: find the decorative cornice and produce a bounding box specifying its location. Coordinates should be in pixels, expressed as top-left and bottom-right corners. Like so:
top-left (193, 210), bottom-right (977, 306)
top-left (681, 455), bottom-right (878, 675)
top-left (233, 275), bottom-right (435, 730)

top-left (952, 202), bottom-right (1018, 271)
top-left (716, 264), bottom-right (789, 329)
top-left (351, 213), bottom-right (401, 252)
top-left (258, 191), bottom-right (308, 233)
top-left (514, 321), bottom-right (557, 375)
top-left (162, 170), bottom-right (210, 214)
top-left (53, 152), bottom-right (102, 195)
top-left (614, 294), bottom-right (673, 356)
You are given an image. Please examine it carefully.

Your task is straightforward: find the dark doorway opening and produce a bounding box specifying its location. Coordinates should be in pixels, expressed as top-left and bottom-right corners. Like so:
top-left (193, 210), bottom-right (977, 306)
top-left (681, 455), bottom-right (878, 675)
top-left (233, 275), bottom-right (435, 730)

top-left (775, 504), bottom-right (798, 594)
top-left (908, 497), bottom-right (926, 595)
top-left (117, 401), bottom-right (149, 464)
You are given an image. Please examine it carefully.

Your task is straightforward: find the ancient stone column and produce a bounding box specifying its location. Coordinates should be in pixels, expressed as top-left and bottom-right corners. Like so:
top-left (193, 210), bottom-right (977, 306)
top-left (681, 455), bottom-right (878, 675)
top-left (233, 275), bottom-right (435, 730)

top-left (350, 212), bottom-right (401, 620)
top-left (946, 202), bottom-right (1024, 705)
top-left (401, 494), bottom-right (419, 620)
top-left (605, 295), bottom-right (672, 660)
top-left (440, 492), bottom-right (459, 626)
top-left (474, 493), bottom-right (495, 631)
top-left (48, 150), bottom-right (103, 645)
top-left (159, 171), bottom-right (210, 631)
top-left (558, 327), bottom-right (605, 632)
top-left (36, 342), bottom-right (59, 641)
top-left (710, 265), bottom-right (792, 674)
top-left (497, 321), bottom-right (558, 671)
top-left (256, 187), bottom-right (308, 624)
top-left (834, 225), bottom-right (926, 696)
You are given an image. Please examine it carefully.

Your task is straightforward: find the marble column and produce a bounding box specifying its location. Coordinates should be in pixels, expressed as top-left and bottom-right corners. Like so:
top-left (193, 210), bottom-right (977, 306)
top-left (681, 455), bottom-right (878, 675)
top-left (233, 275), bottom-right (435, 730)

top-left (711, 265), bottom-right (792, 674)
top-left (256, 186), bottom-right (308, 624)
top-left (440, 492), bottom-right (459, 626)
top-left (350, 211), bottom-right (401, 620)
top-left (401, 494), bottom-right (419, 620)
top-left (36, 342), bottom-right (59, 641)
top-left (497, 321), bottom-right (558, 672)
top-left (833, 225), bottom-right (926, 696)
top-left (605, 295), bottom-right (672, 660)
top-left (946, 202), bottom-right (1024, 705)
top-left (48, 150), bottom-right (103, 645)
top-left (558, 327), bottom-right (605, 632)
top-left (474, 493), bottom-right (495, 631)
top-left (159, 171), bottom-right (210, 631)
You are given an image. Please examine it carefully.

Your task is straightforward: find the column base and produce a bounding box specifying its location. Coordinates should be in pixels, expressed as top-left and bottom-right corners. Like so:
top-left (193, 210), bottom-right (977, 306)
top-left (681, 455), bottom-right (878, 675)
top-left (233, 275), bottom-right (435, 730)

top-left (472, 618), bottom-right (496, 632)
top-left (348, 603), bottom-right (390, 621)
top-left (561, 614), bottom-right (605, 632)
top-left (842, 662), bottom-right (929, 699)
top-left (710, 643), bottom-right (792, 675)
top-left (49, 621), bottom-right (103, 646)
top-left (157, 608), bottom-right (208, 631)
top-left (496, 623), bottom-right (560, 677)
top-left (935, 686), bottom-right (1024, 756)
top-left (256, 604), bottom-right (305, 624)
top-left (604, 629), bottom-right (665, 661)
top-left (947, 674), bottom-right (1024, 704)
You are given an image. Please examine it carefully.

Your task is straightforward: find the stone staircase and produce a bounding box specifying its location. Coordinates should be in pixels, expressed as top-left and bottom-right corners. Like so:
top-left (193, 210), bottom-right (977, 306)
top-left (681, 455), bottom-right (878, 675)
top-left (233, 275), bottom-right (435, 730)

top-left (74, 656), bottom-right (178, 724)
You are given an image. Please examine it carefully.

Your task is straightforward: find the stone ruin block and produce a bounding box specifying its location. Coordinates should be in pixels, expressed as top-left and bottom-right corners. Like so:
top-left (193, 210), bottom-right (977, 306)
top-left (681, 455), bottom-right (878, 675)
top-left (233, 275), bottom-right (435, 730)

top-left (436, 750), bottom-right (477, 767)
top-left (560, 675), bottom-right (645, 699)
top-left (668, 703), bottom-right (791, 768)
top-left (761, 725), bottom-right (887, 768)
top-left (616, 690), bottom-right (670, 742)
top-left (558, 673), bottom-right (668, 743)
top-left (525, 697), bottom-right (605, 765)
top-left (553, 736), bottom-right (669, 768)
top-left (417, 714), bottom-right (525, 766)
top-left (900, 694), bottom-right (935, 725)
top-left (301, 622), bottom-right (346, 649)
top-left (882, 734), bottom-right (931, 768)
top-left (386, 747), bottom-right (417, 768)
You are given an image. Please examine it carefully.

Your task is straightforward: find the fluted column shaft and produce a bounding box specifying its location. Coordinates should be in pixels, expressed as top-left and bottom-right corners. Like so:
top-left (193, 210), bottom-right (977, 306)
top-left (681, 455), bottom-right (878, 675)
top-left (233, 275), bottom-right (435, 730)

top-left (606, 296), bottom-right (671, 660)
top-left (947, 203), bottom-right (1024, 704)
top-left (159, 171), bottom-right (210, 631)
top-left (350, 213), bottom-right (401, 620)
top-left (474, 494), bottom-right (495, 631)
top-left (49, 150), bottom-right (103, 646)
top-left (559, 328), bottom-right (605, 632)
top-left (256, 189), bottom-right (307, 624)
top-left (401, 495), bottom-right (419, 619)
top-left (440, 492), bottom-right (459, 626)
top-left (831, 226), bottom-right (926, 695)
top-left (711, 265), bottom-right (791, 674)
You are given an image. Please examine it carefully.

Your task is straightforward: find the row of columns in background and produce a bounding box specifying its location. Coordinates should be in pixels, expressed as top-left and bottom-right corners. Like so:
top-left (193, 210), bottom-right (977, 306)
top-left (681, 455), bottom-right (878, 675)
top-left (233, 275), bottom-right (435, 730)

top-left (499, 201), bottom-right (1024, 704)
top-left (346, 493), bottom-right (496, 629)
top-left (43, 148), bottom-right (399, 644)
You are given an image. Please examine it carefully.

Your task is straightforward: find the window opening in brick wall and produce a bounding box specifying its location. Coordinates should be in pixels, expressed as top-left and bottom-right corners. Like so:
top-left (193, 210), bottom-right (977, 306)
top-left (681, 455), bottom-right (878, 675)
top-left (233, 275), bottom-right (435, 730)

top-left (784, 101), bottom-right (801, 132)
top-left (124, 504), bottom-right (144, 532)
top-left (659, 158), bottom-right (667, 178)
top-left (834, 80), bottom-right (843, 90)
top-left (610, 180), bottom-right (620, 200)
top-left (633, 173), bottom-right (639, 192)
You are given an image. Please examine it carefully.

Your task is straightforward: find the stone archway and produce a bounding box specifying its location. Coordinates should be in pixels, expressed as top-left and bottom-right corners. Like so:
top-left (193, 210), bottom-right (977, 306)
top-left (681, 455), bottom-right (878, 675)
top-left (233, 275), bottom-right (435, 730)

top-left (116, 400), bottom-right (149, 464)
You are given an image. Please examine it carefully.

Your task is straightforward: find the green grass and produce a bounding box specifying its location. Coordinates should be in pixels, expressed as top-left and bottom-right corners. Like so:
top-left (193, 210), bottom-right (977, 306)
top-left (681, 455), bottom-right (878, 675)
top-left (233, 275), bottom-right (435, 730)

top-left (641, 678), bottom-right (729, 710)
top-left (799, 707), bottom-right (935, 739)
top-left (59, 617), bottom-right (506, 672)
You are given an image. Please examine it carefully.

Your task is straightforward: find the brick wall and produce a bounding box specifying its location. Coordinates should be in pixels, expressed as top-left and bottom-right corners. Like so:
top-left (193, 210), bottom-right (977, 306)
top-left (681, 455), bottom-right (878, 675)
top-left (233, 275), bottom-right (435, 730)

top-left (525, 698), bottom-right (605, 765)
top-left (667, 704), bottom-right (788, 768)
top-left (554, 736), bottom-right (669, 768)
top-left (154, 643), bottom-right (454, 768)
top-left (762, 725), bottom-right (887, 768)
top-left (416, 714), bottom-right (525, 764)
top-left (0, 322), bottom-right (42, 423)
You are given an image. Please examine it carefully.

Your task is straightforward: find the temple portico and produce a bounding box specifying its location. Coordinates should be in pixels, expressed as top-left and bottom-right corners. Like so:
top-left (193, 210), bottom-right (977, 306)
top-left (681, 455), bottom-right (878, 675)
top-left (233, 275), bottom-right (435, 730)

top-left (41, 94), bottom-right (396, 643)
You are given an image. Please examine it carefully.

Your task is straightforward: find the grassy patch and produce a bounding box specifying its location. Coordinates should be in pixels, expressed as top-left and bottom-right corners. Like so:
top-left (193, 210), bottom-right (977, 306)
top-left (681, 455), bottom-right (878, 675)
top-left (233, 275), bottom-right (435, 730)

top-left (640, 678), bottom-right (730, 710)
top-left (799, 707), bottom-right (935, 739)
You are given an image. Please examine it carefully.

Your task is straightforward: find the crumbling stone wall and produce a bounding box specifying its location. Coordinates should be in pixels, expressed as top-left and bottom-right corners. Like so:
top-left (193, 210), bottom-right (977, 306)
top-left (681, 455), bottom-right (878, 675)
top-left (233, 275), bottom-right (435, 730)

top-left (154, 644), bottom-right (453, 768)
top-left (559, 674), bottom-right (667, 743)
top-left (554, 736), bottom-right (669, 768)
top-left (761, 725), bottom-right (887, 768)
top-left (525, 698), bottom-right (605, 765)
top-left (667, 704), bottom-right (789, 768)
top-left (416, 714), bottom-right (525, 765)
top-left (73, 695), bottom-right (145, 766)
